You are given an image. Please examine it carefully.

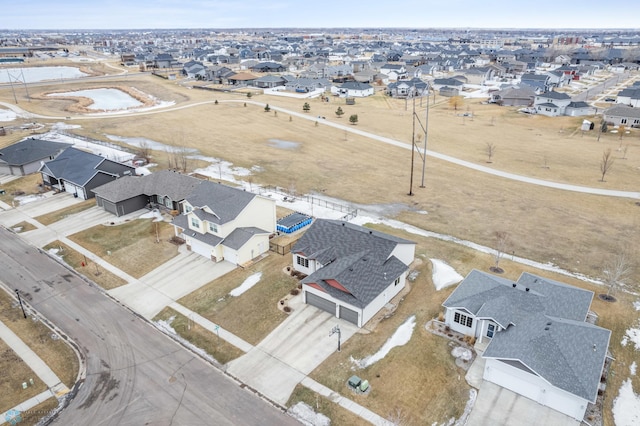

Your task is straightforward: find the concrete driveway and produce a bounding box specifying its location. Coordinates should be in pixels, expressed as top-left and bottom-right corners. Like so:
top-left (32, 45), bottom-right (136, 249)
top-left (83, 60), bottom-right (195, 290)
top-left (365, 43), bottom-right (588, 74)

top-left (227, 298), bottom-right (359, 405)
top-left (465, 351), bottom-right (580, 426)
top-left (21, 206), bottom-right (119, 247)
top-left (109, 251), bottom-right (236, 319)
top-left (466, 381), bottom-right (580, 426)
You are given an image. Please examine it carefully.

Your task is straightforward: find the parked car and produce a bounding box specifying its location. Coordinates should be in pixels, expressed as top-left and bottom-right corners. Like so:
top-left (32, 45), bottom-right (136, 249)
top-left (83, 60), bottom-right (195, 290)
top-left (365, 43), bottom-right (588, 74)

top-left (604, 97), bottom-right (616, 102)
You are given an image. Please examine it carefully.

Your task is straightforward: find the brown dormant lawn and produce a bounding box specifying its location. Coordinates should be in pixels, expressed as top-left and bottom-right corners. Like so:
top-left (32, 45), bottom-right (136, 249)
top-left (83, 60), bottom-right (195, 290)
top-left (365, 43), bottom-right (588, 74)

top-left (178, 252), bottom-right (298, 346)
top-left (0, 289), bottom-right (79, 415)
top-left (153, 307), bottom-right (244, 365)
top-left (68, 219), bottom-right (178, 279)
top-left (43, 240), bottom-right (127, 290)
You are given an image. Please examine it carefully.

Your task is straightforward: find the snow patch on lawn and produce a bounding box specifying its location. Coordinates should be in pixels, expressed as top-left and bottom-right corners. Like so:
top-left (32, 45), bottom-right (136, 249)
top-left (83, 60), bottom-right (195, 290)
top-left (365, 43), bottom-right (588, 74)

top-left (287, 402), bottom-right (330, 426)
top-left (621, 322), bottom-right (640, 350)
top-left (430, 259), bottom-right (463, 290)
top-left (138, 209), bottom-right (163, 222)
top-left (14, 194), bottom-right (47, 205)
top-left (229, 272), bottom-right (262, 297)
top-left (51, 122), bottom-right (81, 130)
top-left (352, 315), bottom-right (416, 369)
top-left (154, 316), bottom-right (216, 364)
top-left (452, 346), bottom-right (473, 361)
top-left (0, 109), bottom-right (17, 121)
top-left (633, 300), bottom-right (640, 311)
top-left (630, 362), bottom-right (637, 376)
top-left (612, 379), bottom-right (640, 426)
top-left (435, 388), bottom-right (476, 426)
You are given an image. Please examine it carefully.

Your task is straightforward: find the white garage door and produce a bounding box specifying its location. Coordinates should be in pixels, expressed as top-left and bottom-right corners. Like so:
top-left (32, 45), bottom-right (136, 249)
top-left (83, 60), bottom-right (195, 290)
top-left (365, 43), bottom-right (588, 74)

top-left (189, 238), bottom-right (211, 258)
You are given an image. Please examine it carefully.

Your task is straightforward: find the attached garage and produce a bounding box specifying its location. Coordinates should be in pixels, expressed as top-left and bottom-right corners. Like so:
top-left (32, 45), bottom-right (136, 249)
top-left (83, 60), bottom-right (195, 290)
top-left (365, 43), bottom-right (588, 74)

top-left (338, 305), bottom-right (359, 325)
top-left (305, 292), bottom-right (336, 315)
top-left (188, 238), bottom-right (212, 258)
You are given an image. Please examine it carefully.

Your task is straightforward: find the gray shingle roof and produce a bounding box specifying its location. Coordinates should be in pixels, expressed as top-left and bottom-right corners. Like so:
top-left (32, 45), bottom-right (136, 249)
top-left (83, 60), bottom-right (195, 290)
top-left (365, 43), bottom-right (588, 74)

top-left (39, 147), bottom-right (134, 186)
top-left (0, 139), bottom-right (71, 166)
top-left (294, 219), bottom-right (414, 308)
top-left (538, 91), bottom-right (571, 100)
top-left (92, 170), bottom-right (201, 202)
top-left (444, 270), bottom-right (609, 402)
top-left (223, 227), bottom-right (269, 250)
top-left (185, 180), bottom-right (256, 225)
top-left (605, 105), bottom-right (640, 119)
top-left (484, 315), bottom-right (610, 402)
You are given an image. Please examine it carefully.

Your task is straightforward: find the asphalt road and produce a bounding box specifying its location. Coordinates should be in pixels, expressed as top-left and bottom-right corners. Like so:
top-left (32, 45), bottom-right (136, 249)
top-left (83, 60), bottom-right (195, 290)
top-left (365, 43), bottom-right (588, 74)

top-left (0, 227), bottom-right (299, 426)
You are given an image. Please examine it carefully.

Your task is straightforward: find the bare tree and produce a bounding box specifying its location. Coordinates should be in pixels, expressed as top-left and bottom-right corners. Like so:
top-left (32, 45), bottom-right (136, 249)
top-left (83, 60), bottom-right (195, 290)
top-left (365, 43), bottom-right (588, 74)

top-left (603, 252), bottom-right (634, 297)
top-left (599, 148), bottom-right (614, 182)
top-left (176, 147), bottom-right (189, 172)
top-left (622, 144), bottom-right (629, 159)
top-left (137, 140), bottom-right (152, 162)
top-left (485, 142), bottom-right (496, 163)
top-left (490, 231), bottom-right (509, 273)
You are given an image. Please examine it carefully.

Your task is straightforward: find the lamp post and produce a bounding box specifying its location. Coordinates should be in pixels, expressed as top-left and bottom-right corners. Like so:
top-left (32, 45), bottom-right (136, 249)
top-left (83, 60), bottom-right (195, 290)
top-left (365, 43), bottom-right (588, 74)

top-left (329, 325), bottom-right (341, 352)
top-left (15, 289), bottom-right (27, 319)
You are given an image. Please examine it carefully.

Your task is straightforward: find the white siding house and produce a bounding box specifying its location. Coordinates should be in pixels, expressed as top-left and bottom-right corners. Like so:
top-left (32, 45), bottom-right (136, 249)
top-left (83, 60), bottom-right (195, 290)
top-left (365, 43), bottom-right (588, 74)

top-left (442, 270), bottom-right (611, 421)
top-left (173, 181), bottom-right (276, 266)
top-left (292, 220), bottom-right (415, 327)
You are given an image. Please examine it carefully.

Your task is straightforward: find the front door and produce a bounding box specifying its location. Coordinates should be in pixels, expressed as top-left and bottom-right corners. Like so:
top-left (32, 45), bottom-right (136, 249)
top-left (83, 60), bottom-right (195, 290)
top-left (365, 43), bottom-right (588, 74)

top-left (486, 323), bottom-right (495, 339)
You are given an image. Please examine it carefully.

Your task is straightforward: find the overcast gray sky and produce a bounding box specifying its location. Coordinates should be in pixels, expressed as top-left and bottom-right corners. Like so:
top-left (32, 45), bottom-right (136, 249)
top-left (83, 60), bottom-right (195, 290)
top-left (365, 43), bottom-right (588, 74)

top-left (5, 0), bottom-right (639, 30)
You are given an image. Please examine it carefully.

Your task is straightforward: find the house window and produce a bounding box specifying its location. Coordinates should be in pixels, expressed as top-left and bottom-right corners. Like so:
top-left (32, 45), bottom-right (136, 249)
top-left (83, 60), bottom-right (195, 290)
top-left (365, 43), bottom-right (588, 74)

top-left (191, 217), bottom-right (200, 228)
top-left (621, 118), bottom-right (627, 124)
top-left (487, 323), bottom-right (495, 338)
top-left (454, 312), bottom-right (473, 328)
top-left (394, 277), bottom-right (400, 286)
top-left (209, 222), bottom-right (218, 233)
top-left (296, 256), bottom-right (309, 268)
top-left (185, 205), bottom-right (192, 213)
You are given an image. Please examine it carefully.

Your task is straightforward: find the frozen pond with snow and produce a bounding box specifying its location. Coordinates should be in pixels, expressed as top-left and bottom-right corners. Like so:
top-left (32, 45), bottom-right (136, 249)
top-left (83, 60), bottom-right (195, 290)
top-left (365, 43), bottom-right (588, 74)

top-left (50, 88), bottom-right (143, 111)
top-left (0, 66), bottom-right (88, 83)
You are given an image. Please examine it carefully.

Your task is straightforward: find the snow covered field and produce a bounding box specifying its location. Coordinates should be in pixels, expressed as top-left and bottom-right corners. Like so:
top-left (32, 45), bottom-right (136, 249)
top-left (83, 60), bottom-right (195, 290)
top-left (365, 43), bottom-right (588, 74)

top-left (0, 66), bottom-right (88, 83)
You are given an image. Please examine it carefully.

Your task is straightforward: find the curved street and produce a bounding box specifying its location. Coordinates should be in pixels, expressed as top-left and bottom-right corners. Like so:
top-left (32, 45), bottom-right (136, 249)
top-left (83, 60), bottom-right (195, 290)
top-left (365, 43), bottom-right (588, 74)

top-left (0, 227), bottom-right (299, 426)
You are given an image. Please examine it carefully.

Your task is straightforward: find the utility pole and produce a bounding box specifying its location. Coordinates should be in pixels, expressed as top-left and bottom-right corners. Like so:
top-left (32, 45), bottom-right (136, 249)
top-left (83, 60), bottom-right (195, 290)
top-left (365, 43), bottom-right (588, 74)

top-left (329, 325), bottom-right (341, 352)
top-left (408, 86), bottom-right (430, 195)
top-left (15, 289), bottom-right (27, 319)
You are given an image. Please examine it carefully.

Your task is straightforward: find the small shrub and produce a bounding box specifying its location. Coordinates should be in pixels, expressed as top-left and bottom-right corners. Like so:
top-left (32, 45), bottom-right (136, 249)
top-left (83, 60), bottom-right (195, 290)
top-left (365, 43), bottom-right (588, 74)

top-left (283, 306), bottom-right (291, 313)
top-left (214, 100), bottom-right (218, 105)
top-left (444, 325), bottom-right (450, 332)
top-left (290, 288), bottom-right (299, 296)
top-left (437, 312), bottom-right (444, 322)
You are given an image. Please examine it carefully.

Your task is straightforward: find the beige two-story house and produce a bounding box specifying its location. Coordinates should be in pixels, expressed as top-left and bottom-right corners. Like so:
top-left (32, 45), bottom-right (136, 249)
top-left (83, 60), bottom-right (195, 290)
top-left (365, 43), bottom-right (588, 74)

top-left (172, 181), bottom-right (276, 266)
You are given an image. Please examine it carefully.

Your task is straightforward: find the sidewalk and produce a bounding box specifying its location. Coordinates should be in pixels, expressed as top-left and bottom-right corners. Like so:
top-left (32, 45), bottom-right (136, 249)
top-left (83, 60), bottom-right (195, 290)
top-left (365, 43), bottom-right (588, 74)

top-left (0, 390), bottom-right (55, 426)
top-left (0, 320), bottom-right (69, 397)
top-left (301, 377), bottom-right (393, 426)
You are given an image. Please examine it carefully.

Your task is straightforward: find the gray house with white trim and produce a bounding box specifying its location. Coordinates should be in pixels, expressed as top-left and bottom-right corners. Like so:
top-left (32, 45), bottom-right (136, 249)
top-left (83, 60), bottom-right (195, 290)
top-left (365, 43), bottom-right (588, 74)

top-left (92, 170), bottom-right (201, 216)
top-left (0, 138), bottom-right (71, 176)
top-left (442, 270), bottom-right (611, 421)
top-left (292, 219), bottom-right (415, 327)
top-left (604, 105), bottom-right (640, 127)
top-left (39, 147), bottom-right (135, 200)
